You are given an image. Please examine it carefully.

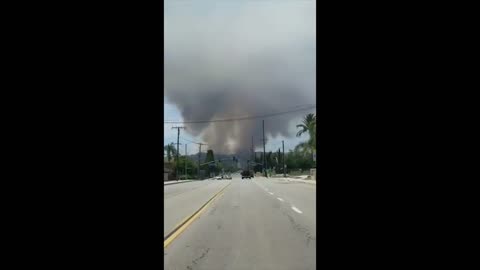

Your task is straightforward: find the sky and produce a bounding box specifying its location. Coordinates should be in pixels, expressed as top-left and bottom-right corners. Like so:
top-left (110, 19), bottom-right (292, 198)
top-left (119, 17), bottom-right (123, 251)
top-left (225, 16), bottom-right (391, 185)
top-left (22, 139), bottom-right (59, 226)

top-left (164, 0), bottom-right (315, 157)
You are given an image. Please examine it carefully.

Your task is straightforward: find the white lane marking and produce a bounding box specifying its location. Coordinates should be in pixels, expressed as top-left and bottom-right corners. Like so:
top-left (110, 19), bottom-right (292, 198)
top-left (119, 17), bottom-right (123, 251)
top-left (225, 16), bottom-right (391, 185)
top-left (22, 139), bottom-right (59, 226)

top-left (291, 206), bottom-right (303, 214)
top-left (268, 192), bottom-right (274, 195)
top-left (277, 197), bottom-right (284, 202)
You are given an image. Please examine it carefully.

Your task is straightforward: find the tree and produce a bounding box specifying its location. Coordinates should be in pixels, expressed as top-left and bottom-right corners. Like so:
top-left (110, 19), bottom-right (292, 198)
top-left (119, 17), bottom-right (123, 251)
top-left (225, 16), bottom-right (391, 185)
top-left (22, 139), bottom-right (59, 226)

top-left (296, 113), bottom-right (316, 159)
top-left (296, 113), bottom-right (316, 144)
top-left (177, 156), bottom-right (198, 179)
top-left (276, 148), bottom-right (282, 173)
top-left (164, 143), bottom-right (177, 162)
top-left (285, 150), bottom-right (297, 172)
top-left (294, 142), bottom-right (310, 155)
top-left (205, 149), bottom-right (215, 163)
top-left (266, 151), bottom-right (272, 169)
top-left (285, 146), bottom-right (315, 173)
top-left (217, 161), bottom-right (224, 172)
top-left (204, 149), bottom-right (215, 176)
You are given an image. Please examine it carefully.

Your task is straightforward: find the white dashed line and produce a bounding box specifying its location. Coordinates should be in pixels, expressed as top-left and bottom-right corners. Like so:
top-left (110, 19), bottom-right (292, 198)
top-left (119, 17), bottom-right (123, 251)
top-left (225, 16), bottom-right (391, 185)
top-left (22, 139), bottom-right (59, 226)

top-left (291, 206), bottom-right (303, 214)
top-left (277, 197), bottom-right (284, 202)
top-left (268, 192), bottom-right (274, 195)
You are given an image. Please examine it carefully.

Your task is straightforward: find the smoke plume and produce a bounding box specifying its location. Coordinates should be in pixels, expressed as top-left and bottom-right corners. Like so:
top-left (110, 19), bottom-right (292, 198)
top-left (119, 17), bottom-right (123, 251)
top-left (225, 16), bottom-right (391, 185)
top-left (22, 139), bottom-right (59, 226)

top-left (165, 0), bottom-right (316, 155)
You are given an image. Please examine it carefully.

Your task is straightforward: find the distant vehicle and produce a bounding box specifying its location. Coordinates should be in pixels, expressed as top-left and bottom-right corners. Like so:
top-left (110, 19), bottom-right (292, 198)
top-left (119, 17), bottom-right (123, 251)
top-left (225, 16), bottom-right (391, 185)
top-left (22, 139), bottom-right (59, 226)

top-left (241, 170), bottom-right (253, 179)
top-left (215, 176), bottom-right (222, 180)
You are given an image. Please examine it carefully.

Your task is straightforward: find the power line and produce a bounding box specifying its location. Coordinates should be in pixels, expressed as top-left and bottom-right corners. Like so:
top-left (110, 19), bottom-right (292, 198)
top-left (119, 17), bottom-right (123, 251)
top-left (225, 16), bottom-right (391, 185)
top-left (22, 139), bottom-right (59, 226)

top-left (164, 104), bottom-right (315, 124)
top-left (165, 105), bottom-right (315, 124)
top-left (180, 137), bottom-right (207, 145)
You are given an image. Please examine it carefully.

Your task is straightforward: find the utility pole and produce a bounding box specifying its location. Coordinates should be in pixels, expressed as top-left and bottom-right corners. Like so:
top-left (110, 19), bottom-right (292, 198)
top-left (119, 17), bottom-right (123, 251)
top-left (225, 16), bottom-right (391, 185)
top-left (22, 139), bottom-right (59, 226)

top-left (185, 144), bottom-right (187, 179)
top-left (282, 140), bottom-right (286, 177)
top-left (263, 120), bottom-right (267, 177)
top-left (197, 143), bottom-right (206, 180)
top-left (251, 136), bottom-right (254, 161)
top-left (277, 147), bottom-right (281, 175)
top-left (172, 126), bottom-right (185, 180)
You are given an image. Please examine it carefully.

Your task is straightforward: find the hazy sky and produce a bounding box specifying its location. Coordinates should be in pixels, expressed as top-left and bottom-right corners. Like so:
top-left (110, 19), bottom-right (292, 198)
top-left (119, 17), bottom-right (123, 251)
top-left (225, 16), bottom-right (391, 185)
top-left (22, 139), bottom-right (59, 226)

top-left (164, 0), bottom-right (315, 157)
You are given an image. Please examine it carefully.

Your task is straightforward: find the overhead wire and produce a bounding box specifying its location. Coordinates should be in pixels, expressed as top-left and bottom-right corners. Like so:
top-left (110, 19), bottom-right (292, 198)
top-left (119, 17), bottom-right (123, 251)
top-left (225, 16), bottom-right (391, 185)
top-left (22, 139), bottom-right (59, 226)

top-left (180, 137), bottom-right (207, 145)
top-left (164, 104), bottom-right (315, 124)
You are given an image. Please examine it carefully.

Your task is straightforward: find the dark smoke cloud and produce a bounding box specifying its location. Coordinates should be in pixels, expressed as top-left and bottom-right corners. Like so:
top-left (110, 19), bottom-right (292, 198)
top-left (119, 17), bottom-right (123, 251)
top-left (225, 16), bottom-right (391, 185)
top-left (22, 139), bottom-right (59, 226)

top-left (165, 0), bottom-right (315, 154)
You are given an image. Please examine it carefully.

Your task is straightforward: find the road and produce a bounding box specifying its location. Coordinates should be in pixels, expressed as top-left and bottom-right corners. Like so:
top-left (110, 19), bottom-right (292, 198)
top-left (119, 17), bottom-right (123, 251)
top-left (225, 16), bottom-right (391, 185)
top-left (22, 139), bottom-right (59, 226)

top-left (164, 174), bottom-right (316, 270)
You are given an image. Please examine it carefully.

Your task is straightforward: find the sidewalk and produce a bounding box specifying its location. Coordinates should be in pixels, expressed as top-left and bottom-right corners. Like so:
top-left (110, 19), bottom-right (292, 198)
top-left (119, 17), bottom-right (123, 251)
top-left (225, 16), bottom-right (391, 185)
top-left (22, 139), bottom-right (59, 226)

top-left (164, 179), bottom-right (215, 186)
top-left (284, 178), bottom-right (316, 185)
top-left (164, 180), bottom-right (195, 186)
top-left (267, 176), bottom-right (316, 185)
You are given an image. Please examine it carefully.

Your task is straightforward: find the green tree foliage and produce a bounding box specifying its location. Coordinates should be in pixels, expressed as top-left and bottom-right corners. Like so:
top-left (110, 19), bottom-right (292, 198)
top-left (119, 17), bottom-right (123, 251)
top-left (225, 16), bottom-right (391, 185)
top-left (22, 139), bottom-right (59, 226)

top-left (266, 151), bottom-right (272, 169)
top-left (204, 149), bottom-right (215, 175)
top-left (276, 148), bottom-right (282, 173)
top-left (164, 143), bottom-right (177, 162)
top-left (177, 156), bottom-right (198, 179)
top-left (205, 149), bottom-right (215, 163)
top-left (294, 142), bottom-right (310, 155)
top-left (285, 147), bottom-right (315, 172)
top-left (296, 113), bottom-right (316, 152)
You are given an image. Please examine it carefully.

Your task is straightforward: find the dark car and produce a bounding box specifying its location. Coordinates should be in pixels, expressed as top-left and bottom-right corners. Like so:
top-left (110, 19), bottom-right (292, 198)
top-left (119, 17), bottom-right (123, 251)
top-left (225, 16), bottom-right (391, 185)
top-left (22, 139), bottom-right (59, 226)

top-left (241, 170), bottom-right (253, 179)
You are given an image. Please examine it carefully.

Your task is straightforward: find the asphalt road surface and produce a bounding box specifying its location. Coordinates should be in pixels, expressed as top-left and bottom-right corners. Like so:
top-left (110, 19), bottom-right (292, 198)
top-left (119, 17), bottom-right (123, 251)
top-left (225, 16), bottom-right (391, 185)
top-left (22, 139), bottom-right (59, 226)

top-left (164, 179), bottom-right (230, 237)
top-left (164, 174), bottom-right (316, 270)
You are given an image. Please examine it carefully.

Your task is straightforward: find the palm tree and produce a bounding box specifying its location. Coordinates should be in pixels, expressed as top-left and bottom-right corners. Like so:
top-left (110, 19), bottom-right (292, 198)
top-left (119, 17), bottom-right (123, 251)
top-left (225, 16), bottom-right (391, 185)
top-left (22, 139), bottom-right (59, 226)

top-left (296, 113), bottom-right (316, 151)
top-left (294, 142), bottom-right (310, 155)
top-left (164, 143), bottom-right (177, 162)
top-left (296, 113), bottom-right (316, 162)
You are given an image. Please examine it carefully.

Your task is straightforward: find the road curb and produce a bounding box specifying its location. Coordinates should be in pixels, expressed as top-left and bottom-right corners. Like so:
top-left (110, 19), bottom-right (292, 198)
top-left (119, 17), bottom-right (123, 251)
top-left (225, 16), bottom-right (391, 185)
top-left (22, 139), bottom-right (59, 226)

top-left (290, 180), bottom-right (316, 185)
top-left (164, 182), bottom-right (231, 248)
top-left (286, 179), bottom-right (316, 185)
top-left (164, 180), bottom-right (195, 186)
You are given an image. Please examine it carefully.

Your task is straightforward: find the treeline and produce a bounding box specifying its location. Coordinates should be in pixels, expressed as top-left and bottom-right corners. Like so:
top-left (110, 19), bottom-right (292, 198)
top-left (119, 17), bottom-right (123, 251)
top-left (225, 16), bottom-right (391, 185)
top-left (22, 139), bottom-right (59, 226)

top-left (253, 149), bottom-right (315, 173)
top-left (164, 147), bottom-right (237, 179)
top-left (254, 112), bottom-right (316, 173)
top-left (165, 112), bottom-right (316, 177)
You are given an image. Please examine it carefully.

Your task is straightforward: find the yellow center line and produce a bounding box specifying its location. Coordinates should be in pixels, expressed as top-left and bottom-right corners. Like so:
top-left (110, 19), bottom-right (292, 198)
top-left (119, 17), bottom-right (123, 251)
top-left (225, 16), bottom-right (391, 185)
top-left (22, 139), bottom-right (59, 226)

top-left (164, 182), bottom-right (231, 248)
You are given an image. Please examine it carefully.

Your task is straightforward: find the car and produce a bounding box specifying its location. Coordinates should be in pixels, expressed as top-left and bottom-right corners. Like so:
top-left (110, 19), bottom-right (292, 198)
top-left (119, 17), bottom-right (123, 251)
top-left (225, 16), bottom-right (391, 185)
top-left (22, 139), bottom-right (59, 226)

top-left (215, 176), bottom-right (222, 180)
top-left (241, 170), bottom-right (253, 179)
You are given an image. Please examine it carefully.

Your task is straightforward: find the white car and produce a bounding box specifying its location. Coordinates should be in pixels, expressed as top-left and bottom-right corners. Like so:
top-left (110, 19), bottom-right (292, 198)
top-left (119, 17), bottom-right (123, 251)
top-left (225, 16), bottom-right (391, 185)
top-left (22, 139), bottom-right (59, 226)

top-left (214, 176), bottom-right (222, 180)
